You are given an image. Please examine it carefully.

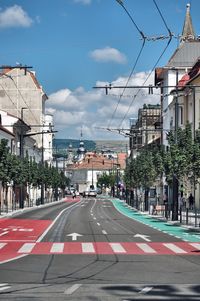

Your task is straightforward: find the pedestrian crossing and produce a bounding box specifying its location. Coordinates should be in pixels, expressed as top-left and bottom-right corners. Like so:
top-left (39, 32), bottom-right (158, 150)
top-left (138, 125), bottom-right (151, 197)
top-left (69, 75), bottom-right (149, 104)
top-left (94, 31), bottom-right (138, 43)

top-left (0, 241), bottom-right (200, 256)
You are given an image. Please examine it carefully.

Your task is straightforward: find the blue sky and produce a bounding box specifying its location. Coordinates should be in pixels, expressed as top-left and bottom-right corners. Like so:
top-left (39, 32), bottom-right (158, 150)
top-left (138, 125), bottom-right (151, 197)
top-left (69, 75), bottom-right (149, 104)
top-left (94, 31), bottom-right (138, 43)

top-left (0, 0), bottom-right (199, 140)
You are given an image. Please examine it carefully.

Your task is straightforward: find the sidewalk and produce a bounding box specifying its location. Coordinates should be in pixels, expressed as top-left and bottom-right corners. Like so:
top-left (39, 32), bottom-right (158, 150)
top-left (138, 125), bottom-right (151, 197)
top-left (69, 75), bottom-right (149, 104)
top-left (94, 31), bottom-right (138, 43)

top-left (110, 198), bottom-right (200, 243)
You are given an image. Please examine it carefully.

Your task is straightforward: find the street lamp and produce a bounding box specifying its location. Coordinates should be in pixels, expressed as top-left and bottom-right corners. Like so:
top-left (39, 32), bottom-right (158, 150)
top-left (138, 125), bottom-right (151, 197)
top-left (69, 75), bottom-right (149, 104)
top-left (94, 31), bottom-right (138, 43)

top-left (19, 107), bottom-right (28, 209)
top-left (116, 166), bottom-right (120, 198)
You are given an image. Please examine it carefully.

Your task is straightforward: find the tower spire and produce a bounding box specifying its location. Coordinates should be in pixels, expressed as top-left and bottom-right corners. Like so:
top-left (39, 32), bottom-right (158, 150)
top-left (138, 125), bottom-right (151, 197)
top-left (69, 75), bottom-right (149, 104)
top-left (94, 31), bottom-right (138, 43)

top-left (181, 3), bottom-right (195, 42)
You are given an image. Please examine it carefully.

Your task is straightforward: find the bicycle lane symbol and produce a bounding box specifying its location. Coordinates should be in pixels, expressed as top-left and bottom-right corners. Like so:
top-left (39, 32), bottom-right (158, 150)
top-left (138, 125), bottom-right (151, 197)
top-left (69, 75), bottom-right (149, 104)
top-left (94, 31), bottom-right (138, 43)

top-left (0, 219), bottom-right (52, 242)
top-left (0, 226), bottom-right (33, 239)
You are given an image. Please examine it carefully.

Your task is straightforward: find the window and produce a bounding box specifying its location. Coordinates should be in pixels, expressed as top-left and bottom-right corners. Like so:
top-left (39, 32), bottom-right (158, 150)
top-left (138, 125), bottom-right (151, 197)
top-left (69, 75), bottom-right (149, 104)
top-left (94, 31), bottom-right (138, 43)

top-left (179, 106), bottom-right (183, 125)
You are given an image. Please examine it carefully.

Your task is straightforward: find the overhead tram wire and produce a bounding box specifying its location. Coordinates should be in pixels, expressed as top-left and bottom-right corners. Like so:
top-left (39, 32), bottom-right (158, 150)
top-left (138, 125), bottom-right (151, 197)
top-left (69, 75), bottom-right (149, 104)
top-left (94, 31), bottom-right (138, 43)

top-left (118, 0), bottom-right (173, 129)
top-left (107, 40), bottom-right (146, 129)
top-left (107, 0), bottom-right (147, 129)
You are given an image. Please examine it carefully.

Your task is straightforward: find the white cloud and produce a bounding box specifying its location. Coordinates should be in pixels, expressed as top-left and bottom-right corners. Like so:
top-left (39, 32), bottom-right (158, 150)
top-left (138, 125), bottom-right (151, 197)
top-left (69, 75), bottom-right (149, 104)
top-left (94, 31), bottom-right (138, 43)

top-left (73, 0), bottom-right (92, 5)
top-left (90, 47), bottom-right (127, 64)
top-left (0, 5), bottom-right (33, 28)
top-left (46, 71), bottom-right (160, 139)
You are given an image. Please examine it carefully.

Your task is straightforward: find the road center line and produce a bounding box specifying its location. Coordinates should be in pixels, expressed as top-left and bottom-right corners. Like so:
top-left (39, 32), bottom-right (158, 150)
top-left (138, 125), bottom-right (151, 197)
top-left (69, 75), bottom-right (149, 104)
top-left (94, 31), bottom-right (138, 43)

top-left (102, 230), bottom-right (107, 235)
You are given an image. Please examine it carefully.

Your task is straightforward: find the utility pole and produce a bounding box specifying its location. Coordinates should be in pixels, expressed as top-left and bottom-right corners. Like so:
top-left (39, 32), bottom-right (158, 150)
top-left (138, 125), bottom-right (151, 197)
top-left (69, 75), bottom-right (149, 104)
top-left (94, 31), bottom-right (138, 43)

top-left (40, 130), bottom-right (44, 205)
top-left (19, 107), bottom-right (28, 209)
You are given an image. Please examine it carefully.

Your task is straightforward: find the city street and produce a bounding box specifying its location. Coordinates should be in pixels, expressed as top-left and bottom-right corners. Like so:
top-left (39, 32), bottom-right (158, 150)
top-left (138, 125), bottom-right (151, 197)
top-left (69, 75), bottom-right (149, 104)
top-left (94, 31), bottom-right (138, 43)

top-left (0, 196), bottom-right (199, 300)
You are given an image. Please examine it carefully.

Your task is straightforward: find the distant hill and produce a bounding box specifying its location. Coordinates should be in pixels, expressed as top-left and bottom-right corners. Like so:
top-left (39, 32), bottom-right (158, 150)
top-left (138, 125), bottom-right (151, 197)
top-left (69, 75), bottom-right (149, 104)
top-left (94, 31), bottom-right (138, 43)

top-left (53, 139), bottom-right (96, 155)
top-left (53, 138), bottom-right (128, 155)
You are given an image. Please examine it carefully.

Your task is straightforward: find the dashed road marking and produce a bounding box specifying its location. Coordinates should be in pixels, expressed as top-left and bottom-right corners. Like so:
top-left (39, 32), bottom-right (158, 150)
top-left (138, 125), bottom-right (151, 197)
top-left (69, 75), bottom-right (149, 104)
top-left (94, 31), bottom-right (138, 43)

top-left (163, 243), bottom-right (187, 254)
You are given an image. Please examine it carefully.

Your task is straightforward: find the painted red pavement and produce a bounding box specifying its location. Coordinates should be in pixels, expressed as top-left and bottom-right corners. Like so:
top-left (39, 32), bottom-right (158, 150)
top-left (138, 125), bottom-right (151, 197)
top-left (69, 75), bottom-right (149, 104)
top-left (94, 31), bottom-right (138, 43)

top-left (0, 242), bottom-right (199, 264)
top-left (63, 197), bottom-right (80, 203)
top-left (0, 218), bottom-right (52, 242)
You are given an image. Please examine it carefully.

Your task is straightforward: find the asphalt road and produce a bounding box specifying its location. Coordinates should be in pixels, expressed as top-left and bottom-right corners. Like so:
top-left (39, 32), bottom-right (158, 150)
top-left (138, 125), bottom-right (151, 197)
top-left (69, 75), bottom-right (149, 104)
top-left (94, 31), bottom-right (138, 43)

top-left (0, 196), bottom-right (199, 300)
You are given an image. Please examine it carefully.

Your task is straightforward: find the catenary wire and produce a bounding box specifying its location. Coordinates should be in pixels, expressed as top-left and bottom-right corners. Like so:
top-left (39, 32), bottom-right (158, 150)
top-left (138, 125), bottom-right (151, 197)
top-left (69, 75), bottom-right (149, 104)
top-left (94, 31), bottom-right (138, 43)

top-left (107, 0), bottom-right (146, 129)
top-left (107, 39), bottom-right (146, 129)
top-left (117, 0), bottom-right (173, 128)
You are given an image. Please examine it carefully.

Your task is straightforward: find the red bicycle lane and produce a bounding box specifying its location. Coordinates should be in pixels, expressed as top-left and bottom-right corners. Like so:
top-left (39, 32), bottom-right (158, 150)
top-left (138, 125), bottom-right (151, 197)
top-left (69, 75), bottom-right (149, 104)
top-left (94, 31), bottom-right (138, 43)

top-left (0, 198), bottom-right (81, 264)
top-left (0, 218), bottom-right (52, 264)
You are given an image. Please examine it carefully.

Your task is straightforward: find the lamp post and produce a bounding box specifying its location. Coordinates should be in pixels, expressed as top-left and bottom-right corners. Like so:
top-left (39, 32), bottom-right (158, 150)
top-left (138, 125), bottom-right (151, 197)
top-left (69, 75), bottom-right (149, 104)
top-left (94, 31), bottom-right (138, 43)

top-left (40, 130), bottom-right (44, 204)
top-left (116, 167), bottom-right (120, 198)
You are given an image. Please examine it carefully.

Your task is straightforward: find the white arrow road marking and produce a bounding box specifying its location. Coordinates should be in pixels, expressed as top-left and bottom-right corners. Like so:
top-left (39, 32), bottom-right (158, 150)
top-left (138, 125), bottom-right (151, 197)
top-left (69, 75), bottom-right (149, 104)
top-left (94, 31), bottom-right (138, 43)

top-left (67, 233), bottom-right (82, 241)
top-left (134, 234), bottom-right (151, 242)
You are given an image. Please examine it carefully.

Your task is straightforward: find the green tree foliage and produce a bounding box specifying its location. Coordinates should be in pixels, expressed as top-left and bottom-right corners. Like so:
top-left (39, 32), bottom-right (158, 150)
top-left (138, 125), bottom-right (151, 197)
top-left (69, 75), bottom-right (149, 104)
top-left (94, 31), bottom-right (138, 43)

top-left (0, 139), bottom-right (70, 198)
top-left (124, 123), bottom-right (200, 192)
top-left (97, 172), bottom-right (116, 188)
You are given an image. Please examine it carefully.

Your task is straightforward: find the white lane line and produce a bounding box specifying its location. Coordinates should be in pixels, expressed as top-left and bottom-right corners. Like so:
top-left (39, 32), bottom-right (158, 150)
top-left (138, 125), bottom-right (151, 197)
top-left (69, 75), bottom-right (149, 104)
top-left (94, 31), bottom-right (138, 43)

top-left (64, 284), bottom-right (82, 295)
top-left (93, 217), bottom-right (96, 220)
top-left (110, 243), bottom-right (126, 253)
top-left (137, 243), bottom-right (156, 253)
top-left (18, 243), bottom-right (36, 253)
top-left (37, 202), bottom-right (81, 242)
top-left (97, 223), bottom-right (100, 226)
top-left (190, 243), bottom-right (200, 250)
top-left (50, 243), bottom-right (64, 253)
top-left (102, 230), bottom-right (107, 235)
top-left (163, 243), bottom-right (187, 254)
top-left (0, 243), bottom-right (7, 250)
top-left (82, 243), bottom-right (95, 253)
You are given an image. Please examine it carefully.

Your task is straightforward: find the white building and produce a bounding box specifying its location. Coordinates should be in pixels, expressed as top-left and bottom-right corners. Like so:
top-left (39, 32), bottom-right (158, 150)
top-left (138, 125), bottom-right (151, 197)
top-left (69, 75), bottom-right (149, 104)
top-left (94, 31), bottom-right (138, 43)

top-left (155, 3), bottom-right (200, 146)
top-left (0, 66), bottom-right (54, 164)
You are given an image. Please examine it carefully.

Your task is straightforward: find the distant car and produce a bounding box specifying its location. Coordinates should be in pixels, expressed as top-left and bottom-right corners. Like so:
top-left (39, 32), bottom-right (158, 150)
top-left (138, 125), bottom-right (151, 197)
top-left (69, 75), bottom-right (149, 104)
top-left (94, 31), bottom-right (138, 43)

top-left (88, 190), bottom-right (97, 197)
top-left (65, 189), bottom-right (71, 196)
top-left (97, 188), bottom-right (102, 194)
top-left (83, 191), bottom-right (89, 198)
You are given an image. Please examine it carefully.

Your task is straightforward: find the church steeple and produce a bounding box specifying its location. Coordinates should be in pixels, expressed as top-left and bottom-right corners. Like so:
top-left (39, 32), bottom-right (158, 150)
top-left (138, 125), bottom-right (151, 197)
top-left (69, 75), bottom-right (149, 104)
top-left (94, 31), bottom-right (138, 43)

top-left (181, 3), bottom-right (195, 42)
